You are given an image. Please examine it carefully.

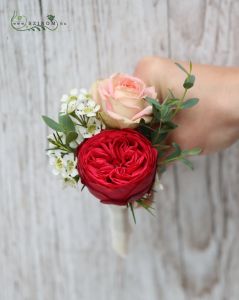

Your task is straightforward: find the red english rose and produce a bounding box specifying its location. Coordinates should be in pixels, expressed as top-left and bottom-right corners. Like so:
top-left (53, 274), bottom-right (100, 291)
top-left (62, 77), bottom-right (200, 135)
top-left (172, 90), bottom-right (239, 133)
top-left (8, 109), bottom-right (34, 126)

top-left (77, 129), bottom-right (158, 206)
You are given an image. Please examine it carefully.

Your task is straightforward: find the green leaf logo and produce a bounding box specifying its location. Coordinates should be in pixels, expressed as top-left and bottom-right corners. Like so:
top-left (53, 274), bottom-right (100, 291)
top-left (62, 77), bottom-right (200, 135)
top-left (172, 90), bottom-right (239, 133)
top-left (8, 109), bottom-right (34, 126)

top-left (47, 15), bottom-right (55, 22)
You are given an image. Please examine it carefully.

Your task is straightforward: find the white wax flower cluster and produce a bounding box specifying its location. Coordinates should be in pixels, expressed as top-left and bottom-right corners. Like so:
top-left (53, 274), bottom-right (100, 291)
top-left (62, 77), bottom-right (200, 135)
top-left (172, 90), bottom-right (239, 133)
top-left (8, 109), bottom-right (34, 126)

top-left (60, 88), bottom-right (103, 138)
top-left (47, 88), bottom-right (105, 187)
top-left (47, 146), bottom-right (78, 187)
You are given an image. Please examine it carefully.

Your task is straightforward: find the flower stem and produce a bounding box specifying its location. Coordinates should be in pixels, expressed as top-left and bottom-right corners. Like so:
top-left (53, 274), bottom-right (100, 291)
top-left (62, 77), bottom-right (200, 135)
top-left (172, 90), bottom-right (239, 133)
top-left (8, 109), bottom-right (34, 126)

top-left (173, 88), bottom-right (188, 116)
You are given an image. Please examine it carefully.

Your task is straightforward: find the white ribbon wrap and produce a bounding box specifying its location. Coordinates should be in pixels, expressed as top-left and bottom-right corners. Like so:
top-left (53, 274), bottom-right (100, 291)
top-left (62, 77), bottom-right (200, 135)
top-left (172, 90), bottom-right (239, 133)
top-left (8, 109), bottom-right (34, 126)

top-left (107, 205), bottom-right (132, 257)
top-left (107, 172), bottom-right (163, 257)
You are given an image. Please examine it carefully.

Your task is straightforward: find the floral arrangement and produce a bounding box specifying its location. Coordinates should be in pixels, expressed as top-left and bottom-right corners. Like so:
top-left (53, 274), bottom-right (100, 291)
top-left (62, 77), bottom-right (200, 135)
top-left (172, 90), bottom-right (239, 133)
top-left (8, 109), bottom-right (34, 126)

top-left (42, 62), bottom-right (201, 255)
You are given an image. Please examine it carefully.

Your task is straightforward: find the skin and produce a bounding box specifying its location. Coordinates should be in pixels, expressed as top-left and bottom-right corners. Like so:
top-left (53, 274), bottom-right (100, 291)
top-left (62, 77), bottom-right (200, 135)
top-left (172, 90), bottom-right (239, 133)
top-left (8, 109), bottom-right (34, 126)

top-left (134, 57), bottom-right (239, 154)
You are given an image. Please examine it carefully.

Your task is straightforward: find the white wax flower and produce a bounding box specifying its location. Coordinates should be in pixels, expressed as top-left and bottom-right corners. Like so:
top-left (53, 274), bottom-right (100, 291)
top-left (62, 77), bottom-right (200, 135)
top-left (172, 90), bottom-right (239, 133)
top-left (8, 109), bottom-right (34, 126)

top-left (77, 117), bottom-right (102, 138)
top-left (75, 99), bottom-right (100, 118)
top-left (63, 176), bottom-right (78, 188)
top-left (61, 153), bottom-right (78, 178)
top-left (78, 88), bottom-right (92, 101)
top-left (49, 150), bottom-right (65, 175)
top-left (49, 151), bottom-right (78, 180)
top-left (60, 88), bottom-right (78, 114)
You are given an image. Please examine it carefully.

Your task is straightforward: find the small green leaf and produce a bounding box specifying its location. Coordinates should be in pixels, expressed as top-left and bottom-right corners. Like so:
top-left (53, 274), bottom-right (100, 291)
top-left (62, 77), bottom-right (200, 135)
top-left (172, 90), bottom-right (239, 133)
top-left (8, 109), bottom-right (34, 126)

top-left (47, 15), bottom-right (55, 22)
top-left (42, 115), bottom-right (63, 132)
top-left (175, 62), bottom-right (189, 75)
top-left (161, 105), bottom-right (173, 121)
top-left (182, 147), bottom-right (201, 156)
top-left (138, 119), bottom-right (153, 141)
top-left (160, 105), bottom-right (169, 119)
top-left (153, 105), bottom-right (161, 122)
top-left (183, 75), bottom-right (195, 89)
top-left (181, 98), bottom-right (199, 109)
top-left (66, 131), bottom-right (78, 144)
top-left (145, 97), bottom-right (161, 109)
top-left (165, 98), bottom-right (180, 107)
top-left (58, 114), bottom-right (75, 132)
top-left (129, 203), bottom-right (136, 224)
top-left (181, 158), bottom-right (194, 170)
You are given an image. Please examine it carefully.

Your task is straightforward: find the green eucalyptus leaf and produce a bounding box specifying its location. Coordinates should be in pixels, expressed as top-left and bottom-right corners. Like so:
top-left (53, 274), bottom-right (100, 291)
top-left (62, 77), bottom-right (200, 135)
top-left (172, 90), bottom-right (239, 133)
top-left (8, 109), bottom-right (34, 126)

top-left (181, 98), bottom-right (199, 109)
top-left (42, 115), bottom-right (63, 132)
top-left (161, 105), bottom-right (174, 121)
top-left (145, 97), bottom-right (161, 109)
top-left (165, 98), bottom-right (180, 107)
top-left (183, 74), bottom-right (195, 89)
top-left (66, 131), bottom-right (78, 144)
top-left (153, 105), bottom-right (161, 122)
top-left (181, 158), bottom-right (194, 170)
top-left (182, 147), bottom-right (201, 156)
top-left (138, 119), bottom-right (153, 141)
top-left (160, 105), bottom-right (169, 120)
top-left (58, 114), bottom-right (75, 132)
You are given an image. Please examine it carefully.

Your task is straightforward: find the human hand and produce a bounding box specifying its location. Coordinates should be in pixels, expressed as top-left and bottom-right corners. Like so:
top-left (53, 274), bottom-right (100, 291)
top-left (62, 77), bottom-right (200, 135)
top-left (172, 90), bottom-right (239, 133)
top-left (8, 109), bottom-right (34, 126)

top-left (134, 57), bottom-right (239, 154)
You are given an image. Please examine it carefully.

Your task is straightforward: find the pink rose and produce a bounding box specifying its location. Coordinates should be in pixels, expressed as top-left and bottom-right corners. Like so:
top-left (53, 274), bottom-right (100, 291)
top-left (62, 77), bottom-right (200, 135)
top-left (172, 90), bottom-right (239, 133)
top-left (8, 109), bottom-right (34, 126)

top-left (91, 73), bottom-right (157, 128)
